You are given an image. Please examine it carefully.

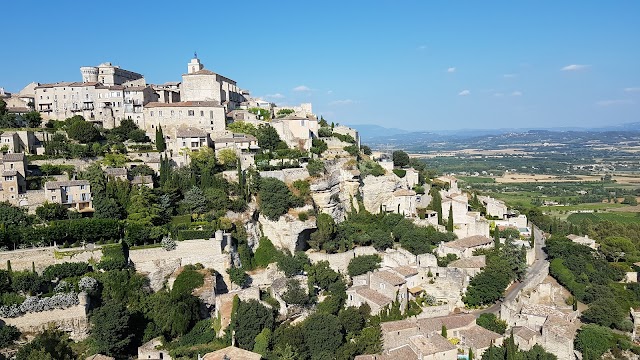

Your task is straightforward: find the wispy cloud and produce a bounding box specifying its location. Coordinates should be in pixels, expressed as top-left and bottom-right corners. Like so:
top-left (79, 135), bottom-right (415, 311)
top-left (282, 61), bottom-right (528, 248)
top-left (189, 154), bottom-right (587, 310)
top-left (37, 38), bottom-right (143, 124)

top-left (329, 99), bottom-right (354, 106)
top-left (265, 93), bottom-right (285, 99)
top-left (327, 90), bottom-right (333, 95)
top-left (511, 91), bottom-right (523, 96)
top-left (561, 64), bottom-right (590, 71)
top-left (447, 67), bottom-right (456, 73)
top-left (458, 90), bottom-right (470, 96)
top-left (293, 85), bottom-right (311, 92)
top-left (596, 99), bottom-right (634, 107)
top-left (494, 93), bottom-right (504, 97)
top-left (503, 74), bottom-right (517, 78)
top-left (624, 87), bottom-right (640, 93)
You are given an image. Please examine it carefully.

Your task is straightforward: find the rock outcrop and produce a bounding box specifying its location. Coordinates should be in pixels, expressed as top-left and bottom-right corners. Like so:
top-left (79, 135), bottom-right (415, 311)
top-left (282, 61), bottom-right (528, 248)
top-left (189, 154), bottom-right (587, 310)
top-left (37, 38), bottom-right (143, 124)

top-left (310, 158), bottom-right (360, 222)
top-left (361, 173), bottom-right (408, 214)
top-left (259, 210), bottom-right (317, 253)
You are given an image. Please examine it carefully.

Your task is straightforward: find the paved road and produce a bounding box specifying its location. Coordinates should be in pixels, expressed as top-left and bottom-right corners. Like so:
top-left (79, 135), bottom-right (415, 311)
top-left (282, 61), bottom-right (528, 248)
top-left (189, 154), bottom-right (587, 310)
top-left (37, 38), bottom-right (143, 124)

top-left (475, 226), bottom-right (548, 315)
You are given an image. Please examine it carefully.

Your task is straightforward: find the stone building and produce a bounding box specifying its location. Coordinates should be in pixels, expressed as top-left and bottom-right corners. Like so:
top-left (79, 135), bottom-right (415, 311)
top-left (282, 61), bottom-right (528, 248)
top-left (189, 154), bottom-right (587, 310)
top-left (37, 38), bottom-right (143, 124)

top-left (0, 153), bottom-right (28, 204)
top-left (270, 115), bottom-right (319, 150)
top-left (136, 337), bottom-right (172, 360)
top-left (566, 234), bottom-right (597, 250)
top-left (347, 270), bottom-right (408, 315)
top-left (436, 235), bottom-right (493, 258)
top-left (212, 133), bottom-right (259, 153)
top-left (458, 326), bottom-right (504, 358)
top-left (143, 101), bottom-right (226, 137)
top-left (44, 179), bottom-right (93, 212)
top-left (170, 126), bottom-right (212, 153)
top-left (80, 62), bottom-right (143, 86)
top-left (479, 195), bottom-right (508, 219)
top-left (202, 346), bottom-right (262, 360)
top-left (181, 55), bottom-right (245, 111)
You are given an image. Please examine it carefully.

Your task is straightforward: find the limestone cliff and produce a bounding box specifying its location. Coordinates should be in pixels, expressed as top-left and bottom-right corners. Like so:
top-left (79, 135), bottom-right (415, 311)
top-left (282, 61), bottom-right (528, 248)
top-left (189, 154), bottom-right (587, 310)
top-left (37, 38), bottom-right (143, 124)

top-left (259, 210), bottom-right (317, 253)
top-left (310, 158), bottom-right (360, 223)
top-left (361, 173), bottom-right (409, 214)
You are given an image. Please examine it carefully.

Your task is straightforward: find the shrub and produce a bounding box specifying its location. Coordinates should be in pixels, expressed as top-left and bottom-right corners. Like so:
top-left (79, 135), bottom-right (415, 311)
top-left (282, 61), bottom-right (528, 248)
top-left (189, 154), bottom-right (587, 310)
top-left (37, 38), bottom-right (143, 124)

top-left (347, 255), bottom-right (382, 277)
top-left (43, 262), bottom-right (89, 281)
top-left (392, 169), bottom-right (406, 178)
top-left (307, 159), bottom-right (326, 177)
top-left (177, 230), bottom-right (214, 241)
top-left (161, 236), bottom-right (177, 251)
top-left (253, 237), bottom-right (280, 268)
top-left (172, 269), bottom-right (205, 298)
top-left (258, 178), bottom-right (298, 220)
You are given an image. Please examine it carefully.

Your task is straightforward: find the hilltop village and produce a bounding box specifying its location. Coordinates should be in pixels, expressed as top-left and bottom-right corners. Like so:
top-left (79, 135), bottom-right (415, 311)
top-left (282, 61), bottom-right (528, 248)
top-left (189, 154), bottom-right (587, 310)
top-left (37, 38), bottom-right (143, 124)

top-left (0, 59), bottom-right (605, 360)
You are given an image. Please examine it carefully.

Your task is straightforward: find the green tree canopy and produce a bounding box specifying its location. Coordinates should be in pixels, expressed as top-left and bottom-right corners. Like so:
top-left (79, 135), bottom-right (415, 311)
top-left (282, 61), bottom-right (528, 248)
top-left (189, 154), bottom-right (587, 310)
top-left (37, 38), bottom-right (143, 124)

top-left (392, 150), bottom-right (409, 168)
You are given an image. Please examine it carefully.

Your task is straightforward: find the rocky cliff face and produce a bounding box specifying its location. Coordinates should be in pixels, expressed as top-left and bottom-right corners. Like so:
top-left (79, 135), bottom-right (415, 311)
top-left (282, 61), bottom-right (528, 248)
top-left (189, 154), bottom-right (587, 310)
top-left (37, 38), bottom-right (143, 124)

top-left (310, 158), bottom-right (360, 223)
top-left (361, 173), bottom-right (408, 214)
top-left (259, 210), bottom-right (317, 253)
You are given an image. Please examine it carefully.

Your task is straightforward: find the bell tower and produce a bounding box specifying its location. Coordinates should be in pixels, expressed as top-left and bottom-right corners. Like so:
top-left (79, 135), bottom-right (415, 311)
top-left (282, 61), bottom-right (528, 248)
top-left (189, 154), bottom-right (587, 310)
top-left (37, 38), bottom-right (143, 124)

top-left (187, 52), bottom-right (204, 74)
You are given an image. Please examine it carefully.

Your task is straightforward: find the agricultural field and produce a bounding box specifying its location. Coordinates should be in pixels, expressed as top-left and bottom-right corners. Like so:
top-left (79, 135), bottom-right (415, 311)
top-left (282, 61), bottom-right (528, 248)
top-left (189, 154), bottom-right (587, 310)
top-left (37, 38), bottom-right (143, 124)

top-left (567, 211), bottom-right (640, 225)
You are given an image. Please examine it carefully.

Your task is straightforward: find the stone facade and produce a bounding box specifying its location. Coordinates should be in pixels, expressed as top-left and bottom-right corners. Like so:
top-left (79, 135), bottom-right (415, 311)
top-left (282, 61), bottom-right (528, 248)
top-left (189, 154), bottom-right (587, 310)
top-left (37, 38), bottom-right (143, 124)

top-left (0, 152), bottom-right (28, 205)
top-left (44, 179), bottom-right (93, 212)
top-left (143, 101), bottom-right (226, 137)
top-left (136, 337), bottom-right (172, 360)
top-left (181, 56), bottom-right (245, 110)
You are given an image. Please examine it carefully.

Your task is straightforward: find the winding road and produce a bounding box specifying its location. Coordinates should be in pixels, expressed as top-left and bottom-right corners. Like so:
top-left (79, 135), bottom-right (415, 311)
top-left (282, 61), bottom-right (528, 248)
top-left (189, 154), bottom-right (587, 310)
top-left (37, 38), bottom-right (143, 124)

top-left (475, 225), bottom-right (548, 315)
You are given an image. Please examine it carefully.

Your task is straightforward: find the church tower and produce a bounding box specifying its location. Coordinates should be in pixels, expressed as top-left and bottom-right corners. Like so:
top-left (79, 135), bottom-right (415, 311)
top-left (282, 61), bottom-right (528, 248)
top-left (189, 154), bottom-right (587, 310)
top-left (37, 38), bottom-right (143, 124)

top-left (187, 52), bottom-right (204, 74)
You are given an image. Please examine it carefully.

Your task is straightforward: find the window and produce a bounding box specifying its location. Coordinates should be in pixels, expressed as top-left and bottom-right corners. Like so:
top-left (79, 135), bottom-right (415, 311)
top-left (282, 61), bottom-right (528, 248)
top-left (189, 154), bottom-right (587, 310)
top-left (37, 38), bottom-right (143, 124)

top-left (171, 110), bottom-right (174, 116)
top-left (379, 283), bottom-right (385, 290)
top-left (182, 142), bottom-right (186, 146)
top-left (81, 193), bottom-right (87, 201)
top-left (200, 111), bottom-right (204, 116)
top-left (80, 185), bottom-right (85, 190)
top-left (52, 196), bottom-right (56, 201)
top-left (210, 111), bottom-right (214, 119)
top-left (150, 111), bottom-right (154, 116)
top-left (188, 110), bottom-right (194, 116)
top-left (158, 111), bottom-right (163, 116)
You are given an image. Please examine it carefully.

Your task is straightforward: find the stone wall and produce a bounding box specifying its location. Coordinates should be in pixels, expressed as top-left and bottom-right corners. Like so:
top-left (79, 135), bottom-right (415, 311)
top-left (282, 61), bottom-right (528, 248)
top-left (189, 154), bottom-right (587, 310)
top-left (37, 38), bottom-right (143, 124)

top-left (306, 246), bottom-right (378, 273)
top-left (1, 299), bottom-right (89, 340)
top-left (0, 247), bottom-right (103, 273)
top-left (260, 168), bottom-right (310, 184)
top-left (259, 212), bottom-right (317, 253)
top-left (415, 304), bottom-right (452, 319)
top-left (129, 240), bottom-right (231, 291)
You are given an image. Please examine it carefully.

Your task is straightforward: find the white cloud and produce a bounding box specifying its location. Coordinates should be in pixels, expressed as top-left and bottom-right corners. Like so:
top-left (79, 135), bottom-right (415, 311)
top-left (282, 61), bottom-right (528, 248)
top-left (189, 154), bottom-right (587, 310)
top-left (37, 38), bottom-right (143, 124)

top-left (327, 90), bottom-right (333, 95)
top-left (458, 90), bottom-right (470, 96)
top-left (265, 93), bottom-right (285, 99)
top-left (503, 74), bottom-right (517, 78)
top-left (447, 67), bottom-right (456, 73)
top-left (329, 99), bottom-right (354, 106)
top-left (511, 91), bottom-right (523, 96)
top-left (624, 87), bottom-right (640, 93)
top-left (561, 64), bottom-right (590, 71)
top-left (293, 85), bottom-right (311, 92)
top-left (596, 99), bottom-right (634, 107)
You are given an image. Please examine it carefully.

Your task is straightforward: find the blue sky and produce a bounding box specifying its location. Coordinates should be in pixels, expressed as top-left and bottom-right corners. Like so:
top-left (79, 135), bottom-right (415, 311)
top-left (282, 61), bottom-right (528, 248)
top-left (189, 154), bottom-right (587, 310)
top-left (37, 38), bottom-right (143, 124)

top-left (2, 1), bottom-right (639, 130)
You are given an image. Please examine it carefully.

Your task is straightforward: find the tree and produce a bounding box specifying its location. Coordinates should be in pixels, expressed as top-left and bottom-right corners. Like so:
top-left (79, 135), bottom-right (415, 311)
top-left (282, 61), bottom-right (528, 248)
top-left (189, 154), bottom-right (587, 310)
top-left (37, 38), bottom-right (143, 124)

top-left (307, 159), bottom-right (326, 177)
top-left (66, 117), bottom-right (100, 143)
top-left (361, 145), bottom-right (372, 155)
top-left (256, 124), bottom-right (283, 151)
top-left (90, 302), bottom-right (133, 357)
top-left (309, 213), bottom-right (337, 251)
top-left (392, 150), bottom-right (409, 168)
top-left (0, 201), bottom-right (32, 227)
top-left (347, 255), bottom-right (381, 277)
top-left (155, 126), bottom-right (166, 151)
top-left (252, 328), bottom-right (271, 356)
top-left (282, 279), bottom-right (309, 305)
top-left (581, 297), bottom-right (625, 328)
top-left (446, 204), bottom-right (454, 232)
top-left (181, 186), bottom-right (207, 215)
top-left (35, 202), bottom-right (70, 222)
top-left (477, 313), bottom-right (507, 334)
top-left (338, 306), bottom-right (366, 335)
top-left (441, 325), bottom-right (447, 338)
top-left (622, 195), bottom-right (638, 205)
top-left (429, 187), bottom-right (443, 225)
top-left (217, 148), bottom-right (238, 166)
top-left (24, 111), bottom-right (42, 128)
top-left (303, 313), bottom-right (343, 358)
top-left (227, 266), bottom-right (248, 288)
top-left (233, 299), bottom-right (274, 351)
top-left (575, 324), bottom-right (613, 360)
top-left (0, 325), bottom-right (20, 348)
top-left (258, 177), bottom-right (298, 220)
top-left (227, 121), bottom-right (257, 136)
top-left (599, 236), bottom-right (636, 262)
top-left (15, 329), bottom-right (75, 360)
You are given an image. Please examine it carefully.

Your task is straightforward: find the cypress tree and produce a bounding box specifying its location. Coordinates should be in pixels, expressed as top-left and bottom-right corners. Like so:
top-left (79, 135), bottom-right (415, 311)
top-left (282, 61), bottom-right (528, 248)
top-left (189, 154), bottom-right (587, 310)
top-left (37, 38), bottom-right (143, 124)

top-left (155, 126), bottom-right (166, 152)
top-left (429, 187), bottom-right (443, 225)
top-left (447, 204), bottom-right (454, 232)
top-left (441, 325), bottom-right (447, 338)
top-left (32, 261), bottom-right (36, 274)
top-left (469, 348), bottom-right (474, 360)
top-left (6, 260), bottom-right (11, 275)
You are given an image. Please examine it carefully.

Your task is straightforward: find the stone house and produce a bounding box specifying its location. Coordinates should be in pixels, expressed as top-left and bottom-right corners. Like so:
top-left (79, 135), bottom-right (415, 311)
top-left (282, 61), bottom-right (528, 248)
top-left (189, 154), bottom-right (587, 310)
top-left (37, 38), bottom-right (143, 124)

top-left (511, 326), bottom-right (538, 351)
top-left (441, 193), bottom-right (469, 222)
top-left (271, 115), bottom-right (318, 150)
top-left (132, 175), bottom-right (154, 189)
top-left (202, 346), bottom-right (262, 360)
top-left (436, 235), bottom-right (493, 259)
top-left (1, 131), bottom-right (38, 154)
top-left (347, 270), bottom-right (408, 315)
top-left (387, 189), bottom-right (417, 217)
top-left (388, 334), bottom-right (457, 360)
top-left (44, 179), bottom-right (93, 212)
top-left (104, 167), bottom-right (128, 181)
top-left (212, 133), bottom-right (259, 153)
top-left (181, 56), bottom-right (245, 111)
top-left (435, 176), bottom-right (458, 192)
top-left (458, 326), bottom-right (504, 358)
top-left (143, 101), bottom-right (226, 138)
top-left (171, 126), bottom-right (212, 153)
top-left (137, 337), bottom-right (171, 360)
top-left (479, 195), bottom-right (507, 218)
top-left (0, 152), bottom-right (28, 204)
top-left (447, 255), bottom-right (486, 277)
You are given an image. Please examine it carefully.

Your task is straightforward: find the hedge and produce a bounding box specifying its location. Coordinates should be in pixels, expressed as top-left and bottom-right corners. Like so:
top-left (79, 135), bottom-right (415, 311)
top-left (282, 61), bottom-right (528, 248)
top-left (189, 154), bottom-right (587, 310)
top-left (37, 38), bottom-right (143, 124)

top-left (178, 230), bottom-right (214, 241)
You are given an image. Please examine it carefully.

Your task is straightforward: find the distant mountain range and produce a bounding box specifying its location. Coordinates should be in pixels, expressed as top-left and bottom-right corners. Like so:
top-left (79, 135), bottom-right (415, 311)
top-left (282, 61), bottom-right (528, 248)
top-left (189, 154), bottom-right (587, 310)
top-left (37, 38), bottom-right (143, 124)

top-left (350, 122), bottom-right (640, 142)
